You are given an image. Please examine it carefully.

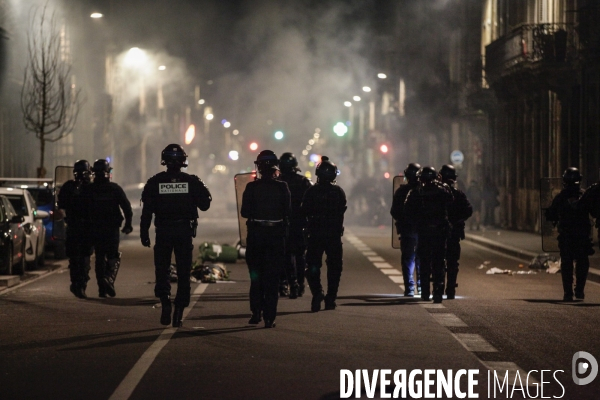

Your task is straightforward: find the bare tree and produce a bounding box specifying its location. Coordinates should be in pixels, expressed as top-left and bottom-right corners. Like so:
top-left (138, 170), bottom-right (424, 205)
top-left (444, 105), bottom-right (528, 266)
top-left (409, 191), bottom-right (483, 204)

top-left (21, 5), bottom-right (81, 178)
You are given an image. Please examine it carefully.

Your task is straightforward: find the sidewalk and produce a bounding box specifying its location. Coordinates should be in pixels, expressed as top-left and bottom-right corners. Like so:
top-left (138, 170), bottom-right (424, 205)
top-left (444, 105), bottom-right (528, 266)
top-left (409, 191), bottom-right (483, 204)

top-left (465, 227), bottom-right (600, 283)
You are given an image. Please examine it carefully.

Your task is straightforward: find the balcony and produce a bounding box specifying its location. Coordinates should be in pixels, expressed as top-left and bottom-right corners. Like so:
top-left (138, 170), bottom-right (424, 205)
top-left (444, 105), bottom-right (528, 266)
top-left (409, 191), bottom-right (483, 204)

top-left (485, 23), bottom-right (580, 84)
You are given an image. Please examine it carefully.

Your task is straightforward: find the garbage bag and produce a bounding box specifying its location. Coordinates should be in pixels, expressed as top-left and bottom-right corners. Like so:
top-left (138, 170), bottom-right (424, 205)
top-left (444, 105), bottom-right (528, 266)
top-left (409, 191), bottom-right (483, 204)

top-left (192, 262), bottom-right (230, 283)
top-left (197, 242), bottom-right (239, 263)
top-left (528, 253), bottom-right (559, 270)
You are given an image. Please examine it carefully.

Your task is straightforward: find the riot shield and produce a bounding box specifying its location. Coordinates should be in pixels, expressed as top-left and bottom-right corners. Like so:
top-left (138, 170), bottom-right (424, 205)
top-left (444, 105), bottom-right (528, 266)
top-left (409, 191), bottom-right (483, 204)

top-left (539, 177), bottom-right (562, 252)
top-left (234, 172), bottom-right (256, 247)
top-left (53, 166), bottom-right (73, 241)
top-left (391, 174), bottom-right (404, 249)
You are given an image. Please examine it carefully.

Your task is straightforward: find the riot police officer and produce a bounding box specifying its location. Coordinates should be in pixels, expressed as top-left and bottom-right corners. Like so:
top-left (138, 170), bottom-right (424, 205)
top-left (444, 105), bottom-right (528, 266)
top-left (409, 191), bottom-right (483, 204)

top-left (390, 163), bottom-right (421, 297)
top-left (545, 167), bottom-right (593, 301)
top-left (404, 166), bottom-right (453, 303)
top-left (82, 159), bottom-right (133, 298)
top-left (58, 160), bottom-right (93, 299)
top-left (241, 150), bottom-right (291, 328)
top-left (141, 144), bottom-right (212, 327)
top-left (279, 152), bottom-right (312, 299)
top-left (439, 165), bottom-right (472, 299)
top-left (302, 156), bottom-right (347, 312)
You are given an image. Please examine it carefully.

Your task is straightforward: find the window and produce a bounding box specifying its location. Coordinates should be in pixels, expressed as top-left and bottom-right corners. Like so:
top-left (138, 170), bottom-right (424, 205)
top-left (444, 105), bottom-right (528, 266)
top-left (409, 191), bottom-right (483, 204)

top-left (5, 195), bottom-right (28, 216)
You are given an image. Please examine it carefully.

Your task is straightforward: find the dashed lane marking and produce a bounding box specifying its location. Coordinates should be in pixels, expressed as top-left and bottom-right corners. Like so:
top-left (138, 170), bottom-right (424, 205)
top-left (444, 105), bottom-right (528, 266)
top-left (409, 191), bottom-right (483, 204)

top-left (346, 232), bottom-right (537, 386)
top-left (109, 283), bottom-right (208, 400)
top-left (453, 333), bottom-right (498, 352)
top-left (430, 313), bottom-right (468, 327)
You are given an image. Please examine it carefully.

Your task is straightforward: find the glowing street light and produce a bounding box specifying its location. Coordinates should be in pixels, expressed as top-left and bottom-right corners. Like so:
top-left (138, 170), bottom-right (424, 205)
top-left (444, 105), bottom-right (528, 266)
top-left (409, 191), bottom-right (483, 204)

top-left (158, 65), bottom-right (166, 71)
top-left (124, 47), bottom-right (147, 68)
top-left (378, 73), bottom-right (387, 79)
top-left (353, 96), bottom-right (361, 102)
top-left (274, 130), bottom-right (284, 140)
top-left (198, 99), bottom-right (205, 105)
top-left (333, 122), bottom-right (348, 137)
top-left (184, 124), bottom-right (195, 145)
top-left (229, 150), bottom-right (239, 161)
top-left (380, 144), bottom-right (389, 153)
top-left (344, 101), bottom-right (352, 107)
top-left (362, 86), bottom-right (371, 93)
top-left (233, 129), bottom-right (239, 135)
top-left (205, 113), bottom-right (214, 121)
top-left (249, 142), bottom-right (259, 151)
top-left (90, 12), bottom-right (103, 18)
top-left (224, 121), bottom-right (231, 128)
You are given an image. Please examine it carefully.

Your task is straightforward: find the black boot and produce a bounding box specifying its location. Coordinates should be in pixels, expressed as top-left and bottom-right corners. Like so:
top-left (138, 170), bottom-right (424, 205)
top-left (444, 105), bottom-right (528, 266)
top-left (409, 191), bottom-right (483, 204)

top-left (70, 283), bottom-right (87, 299)
top-left (172, 306), bottom-right (184, 328)
top-left (311, 290), bottom-right (324, 312)
top-left (279, 282), bottom-right (290, 297)
top-left (160, 297), bottom-right (172, 326)
top-left (298, 284), bottom-right (305, 297)
top-left (103, 255), bottom-right (121, 298)
top-left (248, 311), bottom-right (262, 324)
top-left (324, 294), bottom-right (337, 310)
top-left (289, 283), bottom-right (299, 299)
top-left (264, 319), bottom-right (276, 328)
top-left (98, 281), bottom-right (107, 298)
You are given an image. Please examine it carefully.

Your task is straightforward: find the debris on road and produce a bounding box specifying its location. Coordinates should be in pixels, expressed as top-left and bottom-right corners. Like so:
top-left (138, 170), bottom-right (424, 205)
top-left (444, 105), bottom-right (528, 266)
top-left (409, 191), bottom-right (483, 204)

top-left (546, 260), bottom-right (561, 274)
top-left (192, 262), bottom-right (229, 283)
top-left (486, 267), bottom-right (511, 274)
top-left (197, 242), bottom-right (239, 264)
top-left (528, 253), bottom-right (559, 270)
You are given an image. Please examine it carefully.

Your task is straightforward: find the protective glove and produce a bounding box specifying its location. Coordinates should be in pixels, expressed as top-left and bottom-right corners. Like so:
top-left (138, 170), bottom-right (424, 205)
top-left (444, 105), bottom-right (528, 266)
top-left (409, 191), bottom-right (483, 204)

top-left (141, 231), bottom-right (151, 247)
top-left (121, 225), bottom-right (133, 234)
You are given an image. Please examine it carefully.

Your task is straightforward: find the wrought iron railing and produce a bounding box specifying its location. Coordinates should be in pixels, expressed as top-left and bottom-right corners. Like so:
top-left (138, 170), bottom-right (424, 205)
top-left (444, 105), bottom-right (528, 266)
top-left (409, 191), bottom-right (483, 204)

top-left (485, 23), bottom-right (580, 83)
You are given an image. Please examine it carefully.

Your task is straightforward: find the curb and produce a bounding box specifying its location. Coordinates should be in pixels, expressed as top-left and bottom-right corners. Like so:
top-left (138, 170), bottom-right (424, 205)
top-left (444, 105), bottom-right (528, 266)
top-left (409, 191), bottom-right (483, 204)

top-left (464, 233), bottom-right (600, 284)
top-left (0, 261), bottom-right (67, 296)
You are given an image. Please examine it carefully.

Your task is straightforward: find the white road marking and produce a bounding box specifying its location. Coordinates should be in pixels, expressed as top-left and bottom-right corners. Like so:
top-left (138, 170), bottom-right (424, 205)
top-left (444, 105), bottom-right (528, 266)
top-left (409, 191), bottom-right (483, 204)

top-left (381, 269), bottom-right (402, 275)
top-left (367, 256), bottom-right (385, 262)
top-left (430, 313), bottom-right (467, 327)
top-left (362, 251), bottom-right (377, 256)
top-left (109, 284), bottom-right (208, 400)
top-left (373, 262), bottom-right (393, 269)
top-left (421, 303), bottom-right (445, 309)
top-left (388, 276), bottom-right (405, 283)
top-left (453, 333), bottom-right (498, 352)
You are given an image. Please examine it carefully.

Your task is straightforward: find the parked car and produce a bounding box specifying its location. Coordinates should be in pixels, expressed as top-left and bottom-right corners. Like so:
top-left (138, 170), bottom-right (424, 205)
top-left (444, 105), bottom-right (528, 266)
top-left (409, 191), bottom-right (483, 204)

top-left (0, 188), bottom-right (48, 268)
top-left (26, 186), bottom-right (67, 259)
top-left (0, 195), bottom-right (26, 275)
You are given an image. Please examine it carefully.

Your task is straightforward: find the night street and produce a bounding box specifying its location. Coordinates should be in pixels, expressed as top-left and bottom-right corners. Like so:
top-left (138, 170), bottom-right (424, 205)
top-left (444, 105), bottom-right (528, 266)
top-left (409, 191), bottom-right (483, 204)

top-left (1, 217), bottom-right (599, 399)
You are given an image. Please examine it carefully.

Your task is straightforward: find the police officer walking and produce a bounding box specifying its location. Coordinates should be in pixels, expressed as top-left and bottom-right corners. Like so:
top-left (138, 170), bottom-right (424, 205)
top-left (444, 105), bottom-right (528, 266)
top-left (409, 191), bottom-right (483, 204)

top-left (439, 165), bottom-right (472, 299)
top-left (241, 150), bottom-right (291, 328)
top-left (404, 166), bottom-right (453, 303)
top-left (83, 159), bottom-right (133, 298)
top-left (545, 168), bottom-right (593, 301)
top-left (140, 144), bottom-right (212, 327)
top-left (58, 160), bottom-right (93, 299)
top-left (302, 156), bottom-right (347, 312)
top-left (390, 163), bottom-right (421, 297)
top-left (279, 152), bottom-right (312, 299)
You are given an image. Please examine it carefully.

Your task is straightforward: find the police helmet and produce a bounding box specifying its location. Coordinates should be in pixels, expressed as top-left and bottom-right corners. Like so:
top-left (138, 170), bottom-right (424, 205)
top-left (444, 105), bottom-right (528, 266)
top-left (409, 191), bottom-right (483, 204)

top-left (161, 144), bottom-right (187, 168)
top-left (73, 159), bottom-right (91, 180)
top-left (562, 167), bottom-right (582, 186)
top-left (92, 159), bottom-right (111, 179)
top-left (403, 163), bottom-right (421, 183)
top-left (417, 166), bottom-right (437, 183)
top-left (279, 152), bottom-right (298, 173)
top-left (440, 164), bottom-right (457, 183)
top-left (315, 156), bottom-right (338, 182)
top-left (255, 150), bottom-right (279, 174)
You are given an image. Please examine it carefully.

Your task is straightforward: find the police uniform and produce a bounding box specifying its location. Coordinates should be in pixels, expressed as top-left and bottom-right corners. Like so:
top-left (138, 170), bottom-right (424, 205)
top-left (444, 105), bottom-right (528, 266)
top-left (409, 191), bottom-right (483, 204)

top-left (545, 168), bottom-right (593, 301)
top-left (279, 152), bottom-right (312, 298)
top-left (404, 166), bottom-right (453, 303)
top-left (141, 144), bottom-right (212, 327)
top-left (241, 150), bottom-right (291, 328)
top-left (82, 159), bottom-right (133, 298)
top-left (58, 160), bottom-right (93, 299)
top-left (440, 165), bottom-right (473, 299)
top-left (302, 156), bottom-right (347, 312)
top-left (390, 163), bottom-right (421, 296)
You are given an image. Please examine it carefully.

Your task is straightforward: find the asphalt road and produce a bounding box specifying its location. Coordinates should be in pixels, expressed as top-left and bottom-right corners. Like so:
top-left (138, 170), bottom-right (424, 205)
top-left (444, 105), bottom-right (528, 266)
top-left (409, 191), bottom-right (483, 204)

top-left (1, 218), bottom-right (599, 400)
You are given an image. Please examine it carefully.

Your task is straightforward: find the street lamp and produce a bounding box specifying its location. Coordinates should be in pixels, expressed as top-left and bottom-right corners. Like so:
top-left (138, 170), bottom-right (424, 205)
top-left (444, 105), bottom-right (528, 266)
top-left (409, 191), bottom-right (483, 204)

top-left (334, 122), bottom-right (348, 137)
top-left (274, 130), bottom-right (284, 140)
top-left (205, 113), bottom-right (214, 121)
top-left (90, 12), bottom-right (103, 18)
top-left (344, 101), bottom-right (352, 107)
top-left (362, 86), bottom-right (371, 93)
top-left (353, 96), bottom-right (361, 102)
top-left (378, 73), bottom-right (387, 79)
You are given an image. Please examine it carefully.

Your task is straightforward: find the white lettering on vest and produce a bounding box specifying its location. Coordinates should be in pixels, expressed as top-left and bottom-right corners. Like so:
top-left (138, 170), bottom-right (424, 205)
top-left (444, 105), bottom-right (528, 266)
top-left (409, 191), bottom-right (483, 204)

top-left (159, 182), bottom-right (189, 194)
